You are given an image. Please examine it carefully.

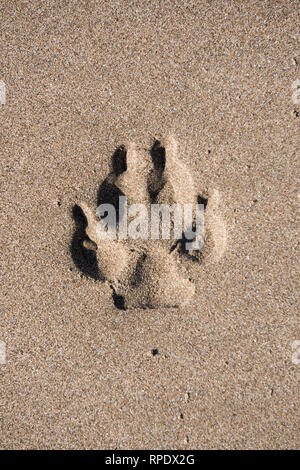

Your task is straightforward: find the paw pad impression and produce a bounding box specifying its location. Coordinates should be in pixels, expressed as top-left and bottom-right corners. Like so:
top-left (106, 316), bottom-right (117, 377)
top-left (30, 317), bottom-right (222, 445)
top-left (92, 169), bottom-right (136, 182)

top-left (76, 136), bottom-right (227, 309)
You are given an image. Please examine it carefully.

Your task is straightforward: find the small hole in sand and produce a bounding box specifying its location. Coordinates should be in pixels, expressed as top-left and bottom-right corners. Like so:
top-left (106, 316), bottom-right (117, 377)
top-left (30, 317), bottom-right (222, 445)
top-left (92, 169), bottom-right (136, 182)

top-left (151, 348), bottom-right (159, 356)
top-left (150, 140), bottom-right (166, 171)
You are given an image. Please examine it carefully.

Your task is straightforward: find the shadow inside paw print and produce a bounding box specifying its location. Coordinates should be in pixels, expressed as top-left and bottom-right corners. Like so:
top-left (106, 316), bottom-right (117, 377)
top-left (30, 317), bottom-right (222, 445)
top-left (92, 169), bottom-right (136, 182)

top-left (70, 205), bottom-right (101, 280)
top-left (70, 146), bottom-right (127, 282)
top-left (71, 136), bottom-right (227, 309)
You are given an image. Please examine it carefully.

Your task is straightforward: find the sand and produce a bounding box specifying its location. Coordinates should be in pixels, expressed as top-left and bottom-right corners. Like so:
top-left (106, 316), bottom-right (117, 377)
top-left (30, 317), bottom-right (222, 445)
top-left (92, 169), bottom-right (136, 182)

top-left (0, 0), bottom-right (299, 449)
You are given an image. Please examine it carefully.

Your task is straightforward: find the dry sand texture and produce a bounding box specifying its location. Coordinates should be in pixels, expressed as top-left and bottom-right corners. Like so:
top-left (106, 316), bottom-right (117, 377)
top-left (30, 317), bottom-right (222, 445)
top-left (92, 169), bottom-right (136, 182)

top-left (0, 0), bottom-right (299, 449)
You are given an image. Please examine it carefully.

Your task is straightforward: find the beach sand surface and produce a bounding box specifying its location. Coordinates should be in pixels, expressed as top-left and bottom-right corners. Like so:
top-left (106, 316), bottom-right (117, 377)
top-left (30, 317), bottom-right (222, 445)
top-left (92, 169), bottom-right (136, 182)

top-left (0, 0), bottom-right (299, 449)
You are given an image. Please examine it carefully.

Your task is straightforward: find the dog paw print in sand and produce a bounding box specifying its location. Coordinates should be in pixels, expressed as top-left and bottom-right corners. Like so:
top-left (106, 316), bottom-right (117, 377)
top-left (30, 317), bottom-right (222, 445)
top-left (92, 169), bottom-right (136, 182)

top-left (73, 136), bottom-right (227, 309)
